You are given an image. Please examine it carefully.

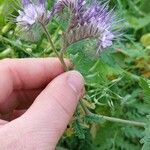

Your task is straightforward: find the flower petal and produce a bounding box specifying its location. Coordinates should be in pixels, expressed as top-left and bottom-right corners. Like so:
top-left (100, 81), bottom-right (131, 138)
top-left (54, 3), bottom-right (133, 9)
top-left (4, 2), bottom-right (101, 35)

top-left (22, 0), bottom-right (30, 7)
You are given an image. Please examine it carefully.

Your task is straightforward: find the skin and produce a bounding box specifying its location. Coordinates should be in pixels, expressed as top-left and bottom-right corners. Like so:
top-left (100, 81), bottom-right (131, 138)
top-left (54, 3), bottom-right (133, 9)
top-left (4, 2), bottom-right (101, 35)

top-left (0, 58), bottom-right (84, 150)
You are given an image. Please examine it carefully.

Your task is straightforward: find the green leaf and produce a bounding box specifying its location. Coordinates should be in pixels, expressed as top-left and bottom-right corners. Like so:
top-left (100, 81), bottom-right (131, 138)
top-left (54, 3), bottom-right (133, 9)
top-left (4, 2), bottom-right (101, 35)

top-left (140, 0), bottom-right (150, 13)
top-left (139, 78), bottom-right (150, 102)
top-left (85, 114), bottom-right (106, 124)
top-left (72, 120), bottom-right (85, 140)
top-left (127, 14), bottom-right (150, 30)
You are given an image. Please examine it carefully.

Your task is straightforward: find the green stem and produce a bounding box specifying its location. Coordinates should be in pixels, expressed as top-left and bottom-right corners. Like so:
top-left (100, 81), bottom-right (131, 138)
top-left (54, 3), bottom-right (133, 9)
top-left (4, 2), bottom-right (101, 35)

top-left (60, 47), bottom-right (69, 70)
top-left (87, 112), bottom-right (146, 128)
top-left (0, 48), bottom-right (12, 58)
top-left (80, 97), bottom-right (146, 128)
top-left (41, 23), bottom-right (68, 71)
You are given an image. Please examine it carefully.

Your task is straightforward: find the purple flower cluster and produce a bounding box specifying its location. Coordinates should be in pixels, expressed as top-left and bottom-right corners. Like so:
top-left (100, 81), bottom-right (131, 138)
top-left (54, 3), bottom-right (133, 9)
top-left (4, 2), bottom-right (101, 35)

top-left (16, 0), bottom-right (121, 52)
top-left (17, 0), bottom-right (51, 31)
top-left (53, 0), bottom-right (120, 52)
top-left (52, 0), bottom-right (85, 15)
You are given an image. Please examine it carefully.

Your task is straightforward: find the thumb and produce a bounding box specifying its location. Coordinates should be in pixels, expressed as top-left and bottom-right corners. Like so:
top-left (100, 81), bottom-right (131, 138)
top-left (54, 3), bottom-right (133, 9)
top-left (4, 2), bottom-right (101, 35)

top-left (0, 71), bottom-right (84, 150)
top-left (23, 70), bottom-right (84, 143)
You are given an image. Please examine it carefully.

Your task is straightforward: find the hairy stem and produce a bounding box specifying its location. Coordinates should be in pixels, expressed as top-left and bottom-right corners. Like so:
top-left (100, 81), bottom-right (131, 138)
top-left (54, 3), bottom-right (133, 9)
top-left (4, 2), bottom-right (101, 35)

top-left (41, 23), bottom-right (68, 71)
top-left (87, 111), bottom-right (146, 127)
top-left (81, 99), bottom-right (146, 127)
top-left (60, 47), bottom-right (67, 68)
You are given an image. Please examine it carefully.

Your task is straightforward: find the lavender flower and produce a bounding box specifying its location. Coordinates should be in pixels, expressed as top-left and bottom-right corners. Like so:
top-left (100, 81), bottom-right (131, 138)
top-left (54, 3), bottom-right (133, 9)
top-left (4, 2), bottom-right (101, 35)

top-left (53, 0), bottom-right (121, 53)
top-left (16, 0), bottom-right (51, 31)
top-left (52, 0), bottom-right (85, 15)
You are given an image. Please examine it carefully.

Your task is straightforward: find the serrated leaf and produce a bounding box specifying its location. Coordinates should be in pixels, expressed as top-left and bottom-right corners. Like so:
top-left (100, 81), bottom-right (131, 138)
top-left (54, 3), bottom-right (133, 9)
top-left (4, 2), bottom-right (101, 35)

top-left (139, 78), bottom-right (150, 102)
top-left (72, 120), bottom-right (85, 140)
top-left (85, 114), bottom-right (106, 124)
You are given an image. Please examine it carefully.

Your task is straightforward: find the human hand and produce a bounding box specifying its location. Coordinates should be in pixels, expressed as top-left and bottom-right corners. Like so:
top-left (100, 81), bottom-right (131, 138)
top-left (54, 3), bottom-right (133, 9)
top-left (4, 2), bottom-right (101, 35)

top-left (0, 58), bottom-right (84, 150)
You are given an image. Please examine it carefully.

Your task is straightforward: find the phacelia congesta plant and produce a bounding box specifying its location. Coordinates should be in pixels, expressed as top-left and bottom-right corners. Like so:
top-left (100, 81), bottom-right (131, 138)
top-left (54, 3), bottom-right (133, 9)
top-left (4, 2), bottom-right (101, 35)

top-left (52, 0), bottom-right (121, 53)
top-left (16, 0), bottom-right (122, 53)
top-left (15, 0), bottom-right (146, 139)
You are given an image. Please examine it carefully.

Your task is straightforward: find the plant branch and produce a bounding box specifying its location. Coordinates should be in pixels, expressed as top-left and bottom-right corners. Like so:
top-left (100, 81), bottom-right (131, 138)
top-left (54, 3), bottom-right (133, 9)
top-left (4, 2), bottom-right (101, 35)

top-left (87, 111), bottom-right (146, 128)
top-left (40, 23), bottom-right (68, 71)
top-left (80, 98), bottom-right (146, 128)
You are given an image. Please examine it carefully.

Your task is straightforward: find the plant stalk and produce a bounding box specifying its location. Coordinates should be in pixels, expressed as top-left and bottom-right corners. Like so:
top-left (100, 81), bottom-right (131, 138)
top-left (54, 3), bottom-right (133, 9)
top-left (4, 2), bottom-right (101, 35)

top-left (87, 112), bottom-right (146, 128)
top-left (41, 23), bottom-right (68, 71)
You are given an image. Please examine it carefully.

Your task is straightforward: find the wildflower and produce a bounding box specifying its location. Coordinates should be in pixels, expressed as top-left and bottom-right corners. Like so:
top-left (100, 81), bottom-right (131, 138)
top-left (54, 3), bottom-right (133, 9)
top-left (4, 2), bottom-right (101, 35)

top-left (53, 0), bottom-right (121, 53)
top-left (52, 0), bottom-right (86, 15)
top-left (16, 0), bottom-right (51, 31)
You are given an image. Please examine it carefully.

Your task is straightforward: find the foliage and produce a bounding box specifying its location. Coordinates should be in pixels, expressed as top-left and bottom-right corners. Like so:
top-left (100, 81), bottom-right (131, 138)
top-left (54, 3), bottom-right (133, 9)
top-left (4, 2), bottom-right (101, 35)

top-left (140, 79), bottom-right (150, 150)
top-left (0, 0), bottom-right (150, 150)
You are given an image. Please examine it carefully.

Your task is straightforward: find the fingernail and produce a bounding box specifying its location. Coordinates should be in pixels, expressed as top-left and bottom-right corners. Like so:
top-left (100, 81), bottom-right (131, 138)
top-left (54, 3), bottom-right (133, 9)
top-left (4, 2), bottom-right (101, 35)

top-left (67, 71), bottom-right (84, 94)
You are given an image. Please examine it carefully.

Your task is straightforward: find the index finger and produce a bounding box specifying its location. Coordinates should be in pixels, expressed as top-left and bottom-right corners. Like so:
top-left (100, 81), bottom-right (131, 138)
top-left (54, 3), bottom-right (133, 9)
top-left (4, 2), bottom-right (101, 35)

top-left (0, 58), bottom-right (70, 109)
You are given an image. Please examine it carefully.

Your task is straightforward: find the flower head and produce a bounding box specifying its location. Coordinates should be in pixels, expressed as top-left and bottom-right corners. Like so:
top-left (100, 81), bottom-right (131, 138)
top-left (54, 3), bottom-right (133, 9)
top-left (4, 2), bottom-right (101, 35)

top-left (16, 0), bottom-right (51, 31)
top-left (53, 0), bottom-right (122, 53)
top-left (52, 0), bottom-right (85, 15)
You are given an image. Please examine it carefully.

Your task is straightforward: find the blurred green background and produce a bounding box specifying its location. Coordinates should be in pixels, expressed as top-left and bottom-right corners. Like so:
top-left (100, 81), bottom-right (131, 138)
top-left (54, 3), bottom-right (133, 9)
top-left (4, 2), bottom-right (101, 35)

top-left (0, 0), bottom-right (150, 150)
